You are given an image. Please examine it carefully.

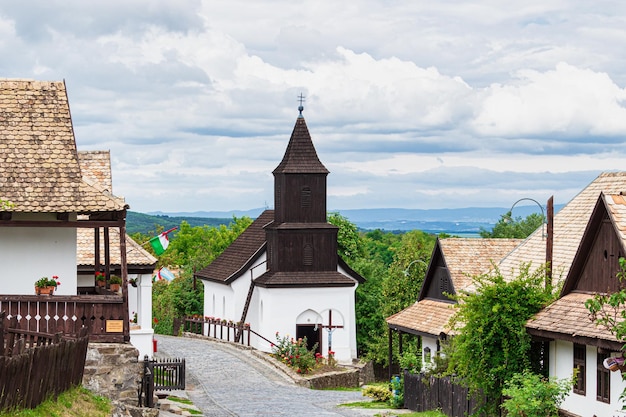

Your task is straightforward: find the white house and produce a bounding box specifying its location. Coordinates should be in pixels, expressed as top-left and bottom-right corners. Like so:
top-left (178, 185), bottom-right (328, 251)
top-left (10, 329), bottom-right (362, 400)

top-left (195, 108), bottom-right (364, 363)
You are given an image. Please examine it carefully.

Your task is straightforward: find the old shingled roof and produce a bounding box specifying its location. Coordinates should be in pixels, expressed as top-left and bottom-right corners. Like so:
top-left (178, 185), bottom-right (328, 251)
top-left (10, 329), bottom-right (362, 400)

top-left (195, 210), bottom-right (274, 283)
top-left (0, 79), bottom-right (127, 213)
top-left (388, 238), bottom-right (522, 337)
top-left (272, 117), bottom-right (329, 174)
top-left (497, 172), bottom-right (626, 286)
top-left (77, 227), bottom-right (157, 268)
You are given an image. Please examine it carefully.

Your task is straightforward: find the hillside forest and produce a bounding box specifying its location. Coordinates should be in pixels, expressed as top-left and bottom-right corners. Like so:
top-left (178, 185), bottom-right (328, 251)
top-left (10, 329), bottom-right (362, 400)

top-left (130, 209), bottom-right (538, 366)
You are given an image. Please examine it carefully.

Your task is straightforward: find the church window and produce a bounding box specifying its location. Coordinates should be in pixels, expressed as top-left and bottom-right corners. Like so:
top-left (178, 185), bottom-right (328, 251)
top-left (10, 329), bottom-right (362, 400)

top-left (301, 186), bottom-right (311, 208)
top-left (304, 244), bottom-right (313, 266)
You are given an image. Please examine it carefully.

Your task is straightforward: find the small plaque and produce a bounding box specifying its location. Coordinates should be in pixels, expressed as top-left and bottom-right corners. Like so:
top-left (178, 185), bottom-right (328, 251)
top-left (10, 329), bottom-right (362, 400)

top-left (106, 320), bottom-right (124, 333)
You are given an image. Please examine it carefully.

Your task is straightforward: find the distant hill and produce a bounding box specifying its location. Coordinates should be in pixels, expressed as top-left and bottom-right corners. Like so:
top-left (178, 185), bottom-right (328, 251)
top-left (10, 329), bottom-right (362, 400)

top-left (126, 211), bottom-right (238, 235)
top-left (136, 204), bottom-right (563, 236)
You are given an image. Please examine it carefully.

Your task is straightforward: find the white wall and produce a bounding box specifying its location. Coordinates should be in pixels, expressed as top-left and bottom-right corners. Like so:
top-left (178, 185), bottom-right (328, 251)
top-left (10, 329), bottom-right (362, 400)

top-left (0, 226), bottom-right (77, 295)
top-left (421, 336), bottom-right (439, 370)
top-left (554, 340), bottom-right (626, 416)
top-left (129, 273), bottom-right (154, 359)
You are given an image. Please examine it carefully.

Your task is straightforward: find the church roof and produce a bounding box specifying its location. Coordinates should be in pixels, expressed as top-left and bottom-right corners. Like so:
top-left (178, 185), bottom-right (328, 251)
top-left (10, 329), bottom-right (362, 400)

top-left (272, 117), bottom-right (329, 174)
top-left (254, 270), bottom-right (356, 287)
top-left (0, 79), bottom-right (127, 213)
top-left (195, 210), bottom-right (274, 283)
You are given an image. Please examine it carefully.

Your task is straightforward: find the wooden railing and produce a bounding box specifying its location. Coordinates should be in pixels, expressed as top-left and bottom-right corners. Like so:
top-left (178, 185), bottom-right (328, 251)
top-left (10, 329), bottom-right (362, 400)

top-left (183, 316), bottom-right (251, 346)
top-left (0, 294), bottom-right (128, 343)
top-left (0, 312), bottom-right (90, 411)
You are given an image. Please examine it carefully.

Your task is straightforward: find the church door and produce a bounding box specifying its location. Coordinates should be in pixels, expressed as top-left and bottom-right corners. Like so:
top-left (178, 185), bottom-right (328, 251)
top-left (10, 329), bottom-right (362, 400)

top-left (296, 324), bottom-right (321, 356)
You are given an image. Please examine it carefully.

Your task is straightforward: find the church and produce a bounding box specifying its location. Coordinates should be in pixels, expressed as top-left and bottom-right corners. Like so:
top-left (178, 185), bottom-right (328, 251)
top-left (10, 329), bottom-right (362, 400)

top-left (195, 105), bottom-right (364, 363)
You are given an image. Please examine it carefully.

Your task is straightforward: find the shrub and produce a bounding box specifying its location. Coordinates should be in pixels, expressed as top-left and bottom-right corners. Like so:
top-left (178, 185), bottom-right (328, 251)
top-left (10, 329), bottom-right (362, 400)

top-left (271, 333), bottom-right (317, 374)
top-left (362, 385), bottom-right (391, 402)
top-left (501, 370), bottom-right (574, 417)
top-left (399, 351), bottom-right (421, 374)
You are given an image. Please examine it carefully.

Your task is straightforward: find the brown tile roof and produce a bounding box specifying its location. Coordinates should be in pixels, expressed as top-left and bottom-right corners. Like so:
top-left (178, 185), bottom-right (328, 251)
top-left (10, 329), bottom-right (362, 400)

top-left (0, 79), bottom-right (127, 213)
top-left (254, 271), bottom-right (356, 287)
top-left (78, 150), bottom-right (113, 194)
top-left (605, 193), bottom-right (626, 243)
top-left (498, 172), bottom-right (626, 286)
top-left (438, 238), bottom-right (522, 292)
top-left (526, 292), bottom-right (621, 345)
top-left (273, 117), bottom-right (329, 174)
top-left (77, 227), bottom-right (157, 267)
top-left (387, 299), bottom-right (457, 336)
top-left (195, 210), bottom-right (274, 283)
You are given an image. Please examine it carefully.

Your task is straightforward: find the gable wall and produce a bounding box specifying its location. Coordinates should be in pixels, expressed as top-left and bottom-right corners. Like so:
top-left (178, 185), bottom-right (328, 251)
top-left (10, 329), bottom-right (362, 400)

top-left (1, 226), bottom-right (77, 295)
top-left (576, 220), bottom-right (624, 293)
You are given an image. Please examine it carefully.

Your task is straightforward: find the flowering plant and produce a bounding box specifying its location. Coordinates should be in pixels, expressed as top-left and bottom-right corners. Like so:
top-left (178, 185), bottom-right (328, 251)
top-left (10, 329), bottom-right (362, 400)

top-left (35, 276), bottom-right (60, 288)
top-left (95, 271), bottom-right (105, 281)
top-left (131, 311), bottom-right (138, 323)
top-left (271, 332), bottom-right (317, 374)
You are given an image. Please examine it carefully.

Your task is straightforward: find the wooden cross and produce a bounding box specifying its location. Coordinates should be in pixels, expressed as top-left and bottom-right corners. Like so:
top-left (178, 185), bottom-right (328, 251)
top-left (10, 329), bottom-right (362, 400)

top-left (320, 309), bottom-right (343, 352)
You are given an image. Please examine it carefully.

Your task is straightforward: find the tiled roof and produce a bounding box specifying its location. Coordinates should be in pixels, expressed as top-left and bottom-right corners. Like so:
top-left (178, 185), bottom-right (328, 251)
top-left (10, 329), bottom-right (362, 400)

top-left (497, 172), bottom-right (626, 286)
top-left (526, 292), bottom-right (620, 344)
top-left (254, 270), bottom-right (356, 287)
top-left (387, 299), bottom-right (457, 336)
top-left (605, 193), bottom-right (626, 243)
top-left (0, 79), bottom-right (127, 213)
top-left (78, 151), bottom-right (113, 194)
top-left (195, 210), bottom-right (274, 283)
top-left (77, 227), bottom-right (157, 267)
top-left (273, 117), bottom-right (329, 174)
top-left (439, 238), bottom-right (522, 293)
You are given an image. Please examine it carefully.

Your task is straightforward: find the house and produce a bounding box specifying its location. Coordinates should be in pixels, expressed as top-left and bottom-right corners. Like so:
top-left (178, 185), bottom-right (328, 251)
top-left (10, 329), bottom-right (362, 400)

top-left (526, 192), bottom-right (626, 417)
top-left (386, 238), bottom-right (521, 370)
top-left (0, 79), bottom-right (131, 343)
top-left (195, 107), bottom-right (364, 363)
top-left (77, 150), bottom-right (157, 358)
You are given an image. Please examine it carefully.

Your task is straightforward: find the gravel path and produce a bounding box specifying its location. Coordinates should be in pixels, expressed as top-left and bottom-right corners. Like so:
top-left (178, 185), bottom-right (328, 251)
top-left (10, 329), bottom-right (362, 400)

top-left (154, 334), bottom-right (387, 417)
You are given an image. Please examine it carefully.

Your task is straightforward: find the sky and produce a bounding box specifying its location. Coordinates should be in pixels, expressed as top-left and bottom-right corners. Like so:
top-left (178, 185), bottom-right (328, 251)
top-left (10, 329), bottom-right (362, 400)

top-left (2, 1), bottom-right (626, 214)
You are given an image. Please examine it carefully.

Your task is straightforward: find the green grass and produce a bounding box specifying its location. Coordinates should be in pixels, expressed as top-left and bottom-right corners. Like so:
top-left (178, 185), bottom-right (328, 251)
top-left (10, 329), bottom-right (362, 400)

top-left (0, 386), bottom-right (111, 417)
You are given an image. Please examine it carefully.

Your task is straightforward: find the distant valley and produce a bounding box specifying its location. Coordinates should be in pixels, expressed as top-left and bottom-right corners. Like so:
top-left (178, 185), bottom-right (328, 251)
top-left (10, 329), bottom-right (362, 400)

top-left (128, 204), bottom-right (562, 237)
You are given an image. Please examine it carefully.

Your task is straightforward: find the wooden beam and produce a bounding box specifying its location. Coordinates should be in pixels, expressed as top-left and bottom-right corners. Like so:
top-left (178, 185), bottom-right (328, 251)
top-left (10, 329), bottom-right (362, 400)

top-left (0, 220), bottom-right (125, 228)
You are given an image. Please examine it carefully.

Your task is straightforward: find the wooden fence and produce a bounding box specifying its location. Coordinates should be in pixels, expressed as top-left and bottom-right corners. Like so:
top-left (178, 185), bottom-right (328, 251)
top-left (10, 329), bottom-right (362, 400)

top-left (0, 311), bottom-right (90, 411)
top-left (404, 372), bottom-right (491, 417)
top-left (0, 294), bottom-right (127, 342)
top-left (140, 355), bottom-right (186, 408)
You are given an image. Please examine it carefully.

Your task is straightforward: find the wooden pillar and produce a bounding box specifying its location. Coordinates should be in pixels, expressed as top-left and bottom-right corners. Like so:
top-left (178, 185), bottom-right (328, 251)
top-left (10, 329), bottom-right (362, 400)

top-left (120, 221), bottom-right (130, 342)
top-left (104, 227), bottom-right (111, 280)
top-left (546, 196), bottom-right (554, 292)
top-left (388, 328), bottom-right (393, 381)
top-left (94, 227), bottom-right (101, 274)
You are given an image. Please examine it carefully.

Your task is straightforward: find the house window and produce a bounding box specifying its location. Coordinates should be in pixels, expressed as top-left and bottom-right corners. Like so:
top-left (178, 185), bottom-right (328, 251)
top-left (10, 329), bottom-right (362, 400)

top-left (573, 344), bottom-right (585, 395)
top-left (597, 351), bottom-right (610, 403)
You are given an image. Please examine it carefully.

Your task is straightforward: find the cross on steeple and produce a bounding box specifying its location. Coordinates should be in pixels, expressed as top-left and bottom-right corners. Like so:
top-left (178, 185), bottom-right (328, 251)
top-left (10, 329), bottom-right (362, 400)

top-left (297, 93), bottom-right (305, 117)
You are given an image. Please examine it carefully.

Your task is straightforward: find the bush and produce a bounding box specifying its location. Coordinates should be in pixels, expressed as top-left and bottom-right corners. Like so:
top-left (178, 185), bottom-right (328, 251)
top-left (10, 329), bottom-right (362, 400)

top-left (501, 370), bottom-right (574, 417)
top-left (399, 351), bottom-right (421, 374)
top-left (271, 333), bottom-right (317, 374)
top-left (362, 385), bottom-right (391, 402)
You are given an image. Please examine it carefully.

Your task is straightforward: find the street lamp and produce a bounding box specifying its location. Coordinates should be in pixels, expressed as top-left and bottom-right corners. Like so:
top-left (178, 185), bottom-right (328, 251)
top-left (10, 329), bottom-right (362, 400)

top-left (505, 198), bottom-right (547, 239)
top-left (403, 259), bottom-right (427, 276)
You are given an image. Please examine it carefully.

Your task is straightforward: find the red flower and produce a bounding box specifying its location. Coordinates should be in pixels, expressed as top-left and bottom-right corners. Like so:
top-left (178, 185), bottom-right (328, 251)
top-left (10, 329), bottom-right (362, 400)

top-left (153, 317), bottom-right (159, 324)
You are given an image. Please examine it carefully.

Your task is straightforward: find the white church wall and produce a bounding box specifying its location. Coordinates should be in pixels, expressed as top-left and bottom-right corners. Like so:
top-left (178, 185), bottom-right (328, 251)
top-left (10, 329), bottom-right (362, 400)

top-left (252, 286), bottom-right (358, 363)
top-left (1, 225), bottom-right (77, 295)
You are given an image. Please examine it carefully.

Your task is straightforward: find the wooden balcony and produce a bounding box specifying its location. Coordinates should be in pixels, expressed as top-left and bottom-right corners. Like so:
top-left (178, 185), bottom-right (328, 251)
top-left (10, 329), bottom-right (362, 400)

top-left (0, 294), bottom-right (128, 343)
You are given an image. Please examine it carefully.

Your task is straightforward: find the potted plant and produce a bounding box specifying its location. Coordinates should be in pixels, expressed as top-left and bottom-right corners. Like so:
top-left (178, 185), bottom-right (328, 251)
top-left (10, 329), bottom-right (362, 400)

top-left (35, 276), bottom-right (59, 295)
top-left (109, 275), bottom-right (122, 292)
top-left (95, 271), bottom-right (106, 287)
top-left (129, 277), bottom-right (138, 287)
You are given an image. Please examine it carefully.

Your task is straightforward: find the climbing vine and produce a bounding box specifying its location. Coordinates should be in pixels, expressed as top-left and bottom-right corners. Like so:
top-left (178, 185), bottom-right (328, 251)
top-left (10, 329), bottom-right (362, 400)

top-left (446, 262), bottom-right (557, 415)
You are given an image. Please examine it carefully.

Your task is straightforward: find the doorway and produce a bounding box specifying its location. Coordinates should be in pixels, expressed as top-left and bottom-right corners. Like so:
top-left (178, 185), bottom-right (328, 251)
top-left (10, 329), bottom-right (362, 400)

top-left (296, 324), bottom-right (321, 356)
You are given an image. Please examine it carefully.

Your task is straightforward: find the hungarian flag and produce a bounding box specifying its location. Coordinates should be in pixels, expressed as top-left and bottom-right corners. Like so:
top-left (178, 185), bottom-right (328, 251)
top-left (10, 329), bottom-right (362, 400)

top-left (149, 227), bottom-right (177, 255)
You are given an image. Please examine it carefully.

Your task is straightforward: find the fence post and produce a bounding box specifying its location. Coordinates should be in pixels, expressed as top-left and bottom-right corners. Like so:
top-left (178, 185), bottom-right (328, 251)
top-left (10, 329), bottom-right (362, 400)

top-left (143, 355), bottom-right (154, 408)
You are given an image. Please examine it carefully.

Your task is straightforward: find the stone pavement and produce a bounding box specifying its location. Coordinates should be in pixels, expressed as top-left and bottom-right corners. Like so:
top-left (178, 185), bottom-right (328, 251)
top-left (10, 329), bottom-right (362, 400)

top-left (154, 334), bottom-right (399, 417)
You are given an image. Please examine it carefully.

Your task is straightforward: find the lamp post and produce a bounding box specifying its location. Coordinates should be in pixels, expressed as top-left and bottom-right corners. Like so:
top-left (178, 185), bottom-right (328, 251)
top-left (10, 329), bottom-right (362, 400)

top-left (403, 259), bottom-right (427, 276)
top-left (507, 196), bottom-right (554, 291)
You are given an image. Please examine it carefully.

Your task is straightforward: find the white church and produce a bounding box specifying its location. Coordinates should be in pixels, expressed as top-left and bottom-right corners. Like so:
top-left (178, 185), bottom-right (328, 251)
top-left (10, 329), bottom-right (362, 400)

top-left (195, 106), bottom-right (364, 363)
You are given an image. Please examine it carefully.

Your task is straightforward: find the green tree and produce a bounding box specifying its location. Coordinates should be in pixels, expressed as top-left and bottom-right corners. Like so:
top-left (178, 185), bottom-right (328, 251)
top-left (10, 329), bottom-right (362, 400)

top-left (480, 212), bottom-right (544, 238)
top-left (328, 212), bottom-right (366, 263)
top-left (446, 263), bottom-right (556, 415)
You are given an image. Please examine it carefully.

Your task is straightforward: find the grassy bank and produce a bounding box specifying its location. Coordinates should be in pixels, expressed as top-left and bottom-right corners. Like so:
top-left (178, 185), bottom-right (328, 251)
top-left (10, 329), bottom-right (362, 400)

top-left (0, 387), bottom-right (110, 417)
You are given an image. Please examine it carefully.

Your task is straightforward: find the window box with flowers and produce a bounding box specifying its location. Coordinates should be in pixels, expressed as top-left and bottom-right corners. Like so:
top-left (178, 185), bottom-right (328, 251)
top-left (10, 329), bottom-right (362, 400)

top-left (35, 276), bottom-right (60, 295)
top-left (109, 275), bottom-right (122, 292)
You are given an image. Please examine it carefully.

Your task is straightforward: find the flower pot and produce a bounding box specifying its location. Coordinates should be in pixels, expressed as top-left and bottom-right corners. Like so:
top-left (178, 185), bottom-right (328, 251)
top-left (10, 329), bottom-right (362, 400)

top-left (35, 286), bottom-right (54, 296)
top-left (110, 283), bottom-right (120, 292)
